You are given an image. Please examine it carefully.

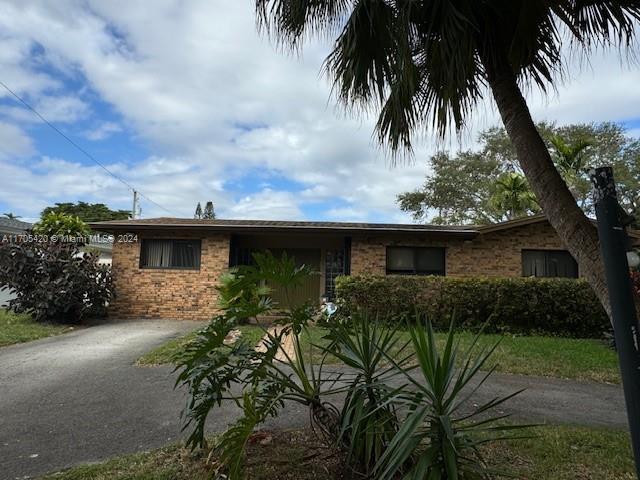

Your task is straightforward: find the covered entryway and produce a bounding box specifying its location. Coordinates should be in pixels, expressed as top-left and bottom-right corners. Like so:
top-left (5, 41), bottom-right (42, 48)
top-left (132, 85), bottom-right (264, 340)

top-left (229, 233), bottom-right (350, 308)
top-left (265, 248), bottom-right (321, 309)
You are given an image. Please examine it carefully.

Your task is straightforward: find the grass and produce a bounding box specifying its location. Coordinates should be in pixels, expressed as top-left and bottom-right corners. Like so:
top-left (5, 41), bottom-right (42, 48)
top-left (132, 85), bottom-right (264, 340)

top-left (303, 327), bottom-right (620, 383)
top-left (137, 323), bottom-right (620, 383)
top-left (41, 425), bottom-right (634, 480)
top-left (0, 309), bottom-right (75, 347)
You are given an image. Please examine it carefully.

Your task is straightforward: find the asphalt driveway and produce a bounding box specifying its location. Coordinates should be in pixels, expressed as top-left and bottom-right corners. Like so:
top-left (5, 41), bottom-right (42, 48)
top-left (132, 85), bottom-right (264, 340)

top-left (0, 320), bottom-right (629, 479)
top-left (0, 320), bottom-right (208, 480)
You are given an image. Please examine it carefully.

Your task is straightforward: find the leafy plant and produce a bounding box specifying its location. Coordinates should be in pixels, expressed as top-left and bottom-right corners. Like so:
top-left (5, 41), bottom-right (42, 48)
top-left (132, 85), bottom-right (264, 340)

top-left (32, 212), bottom-right (91, 240)
top-left (175, 251), bottom-right (339, 478)
top-left (324, 314), bottom-right (411, 476)
top-left (375, 321), bottom-right (530, 479)
top-left (0, 242), bottom-right (113, 323)
top-left (335, 274), bottom-right (609, 338)
top-left (176, 252), bottom-right (527, 479)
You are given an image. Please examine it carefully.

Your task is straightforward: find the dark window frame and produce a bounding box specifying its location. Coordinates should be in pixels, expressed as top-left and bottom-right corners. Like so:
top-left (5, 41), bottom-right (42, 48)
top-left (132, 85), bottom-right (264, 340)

top-left (386, 246), bottom-right (446, 276)
top-left (139, 239), bottom-right (202, 270)
top-left (521, 249), bottom-right (578, 278)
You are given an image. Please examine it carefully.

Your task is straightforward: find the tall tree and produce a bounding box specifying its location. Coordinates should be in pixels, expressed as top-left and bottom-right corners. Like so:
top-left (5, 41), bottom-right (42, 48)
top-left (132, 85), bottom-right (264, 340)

top-left (202, 201), bottom-right (216, 219)
top-left (255, 0), bottom-right (640, 316)
top-left (194, 202), bottom-right (203, 219)
top-left (400, 123), bottom-right (638, 224)
top-left (397, 151), bottom-right (504, 224)
top-left (2, 213), bottom-right (21, 220)
top-left (42, 202), bottom-right (130, 223)
top-left (489, 172), bottom-right (539, 220)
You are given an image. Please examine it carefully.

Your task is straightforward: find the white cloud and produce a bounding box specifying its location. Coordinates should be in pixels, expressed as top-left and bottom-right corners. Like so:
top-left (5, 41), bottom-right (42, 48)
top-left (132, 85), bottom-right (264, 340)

top-left (84, 121), bottom-right (122, 140)
top-left (225, 189), bottom-right (304, 220)
top-left (0, 121), bottom-right (35, 159)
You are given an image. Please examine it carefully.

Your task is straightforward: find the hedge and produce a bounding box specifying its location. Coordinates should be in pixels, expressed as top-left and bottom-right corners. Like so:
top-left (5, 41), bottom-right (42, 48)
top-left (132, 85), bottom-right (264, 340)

top-left (334, 275), bottom-right (610, 338)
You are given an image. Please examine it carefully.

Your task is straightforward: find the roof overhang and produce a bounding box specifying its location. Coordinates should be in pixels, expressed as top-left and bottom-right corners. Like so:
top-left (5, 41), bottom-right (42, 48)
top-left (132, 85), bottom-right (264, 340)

top-left (89, 221), bottom-right (479, 239)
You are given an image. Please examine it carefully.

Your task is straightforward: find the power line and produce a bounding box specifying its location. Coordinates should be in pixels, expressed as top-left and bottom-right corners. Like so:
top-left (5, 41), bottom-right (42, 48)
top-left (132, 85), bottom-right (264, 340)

top-left (0, 79), bottom-right (176, 216)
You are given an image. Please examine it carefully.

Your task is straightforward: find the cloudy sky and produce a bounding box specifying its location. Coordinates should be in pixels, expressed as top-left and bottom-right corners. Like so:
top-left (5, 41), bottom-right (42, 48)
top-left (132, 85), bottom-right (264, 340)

top-left (0, 1), bottom-right (639, 223)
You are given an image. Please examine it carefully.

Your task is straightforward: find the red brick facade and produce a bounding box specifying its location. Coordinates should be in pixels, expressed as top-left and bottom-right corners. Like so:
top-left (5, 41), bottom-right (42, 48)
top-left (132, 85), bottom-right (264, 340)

top-left (108, 220), bottom-right (570, 320)
top-left (350, 221), bottom-right (567, 277)
top-left (109, 233), bottom-right (230, 320)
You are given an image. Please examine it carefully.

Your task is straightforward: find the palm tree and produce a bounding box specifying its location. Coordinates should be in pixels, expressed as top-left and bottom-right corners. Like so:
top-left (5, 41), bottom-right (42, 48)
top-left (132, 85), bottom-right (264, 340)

top-left (2, 212), bottom-right (21, 220)
top-left (550, 135), bottom-right (593, 208)
top-left (490, 172), bottom-right (539, 220)
top-left (255, 1), bottom-right (640, 316)
top-left (550, 135), bottom-right (593, 176)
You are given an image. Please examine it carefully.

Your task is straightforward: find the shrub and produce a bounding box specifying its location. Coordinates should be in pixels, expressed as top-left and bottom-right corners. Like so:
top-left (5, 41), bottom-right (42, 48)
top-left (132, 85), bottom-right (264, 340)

top-left (176, 252), bottom-right (525, 479)
top-left (335, 275), bottom-right (609, 338)
top-left (0, 241), bottom-right (113, 323)
top-left (32, 212), bottom-right (91, 239)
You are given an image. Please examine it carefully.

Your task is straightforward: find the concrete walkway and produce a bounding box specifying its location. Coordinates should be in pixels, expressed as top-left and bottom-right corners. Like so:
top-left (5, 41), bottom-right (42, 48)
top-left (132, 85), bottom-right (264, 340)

top-left (0, 320), bottom-right (628, 479)
top-left (255, 326), bottom-right (297, 362)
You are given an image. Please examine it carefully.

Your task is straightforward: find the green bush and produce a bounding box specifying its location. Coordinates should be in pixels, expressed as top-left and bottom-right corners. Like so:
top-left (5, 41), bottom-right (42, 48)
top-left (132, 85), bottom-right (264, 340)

top-left (0, 242), bottom-right (113, 323)
top-left (335, 275), bottom-right (609, 338)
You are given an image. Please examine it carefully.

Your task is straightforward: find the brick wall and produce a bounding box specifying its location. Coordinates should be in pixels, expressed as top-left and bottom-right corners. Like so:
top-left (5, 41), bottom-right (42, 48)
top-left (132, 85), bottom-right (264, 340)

top-left (351, 221), bottom-right (567, 277)
top-left (109, 233), bottom-right (230, 320)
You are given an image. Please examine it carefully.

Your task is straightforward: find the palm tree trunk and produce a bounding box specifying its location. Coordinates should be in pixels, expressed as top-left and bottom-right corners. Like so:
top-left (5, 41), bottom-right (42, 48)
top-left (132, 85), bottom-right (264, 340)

top-left (481, 53), bottom-right (612, 319)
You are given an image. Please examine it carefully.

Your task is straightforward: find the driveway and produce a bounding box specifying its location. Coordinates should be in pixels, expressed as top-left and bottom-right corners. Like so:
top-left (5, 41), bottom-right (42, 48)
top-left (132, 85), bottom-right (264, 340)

top-left (0, 320), bottom-right (208, 480)
top-left (0, 320), bottom-right (629, 479)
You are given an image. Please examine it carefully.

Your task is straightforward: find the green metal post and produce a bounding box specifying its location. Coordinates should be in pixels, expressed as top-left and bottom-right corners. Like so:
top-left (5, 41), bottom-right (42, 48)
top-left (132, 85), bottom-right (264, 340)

top-left (591, 166), bottom-right (640, 478)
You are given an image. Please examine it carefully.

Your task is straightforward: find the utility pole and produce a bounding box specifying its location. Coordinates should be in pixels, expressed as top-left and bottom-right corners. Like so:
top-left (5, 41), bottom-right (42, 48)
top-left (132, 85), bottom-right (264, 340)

top-left (591, 166), bottom-right (640, 478)
top-left (131, 190), bottom-right (138, 220)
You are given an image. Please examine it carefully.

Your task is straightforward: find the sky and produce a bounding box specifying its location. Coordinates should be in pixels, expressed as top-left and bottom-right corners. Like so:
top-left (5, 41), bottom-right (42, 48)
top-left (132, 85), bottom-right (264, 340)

top-left (0, 1), bottom-right (639, 223)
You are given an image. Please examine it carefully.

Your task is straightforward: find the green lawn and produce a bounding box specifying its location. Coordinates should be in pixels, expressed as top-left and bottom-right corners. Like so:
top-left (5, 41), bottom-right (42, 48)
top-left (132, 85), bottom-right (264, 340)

top-left (136, 324), bottom-right (620, 383)
top-left (41, 425), bottom-right (634, 480)
top-left (0, 309), bottom-right (75, 347)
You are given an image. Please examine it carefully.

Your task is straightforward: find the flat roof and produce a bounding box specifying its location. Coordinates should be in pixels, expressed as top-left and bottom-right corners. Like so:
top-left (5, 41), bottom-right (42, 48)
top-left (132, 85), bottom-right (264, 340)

top-left (90, 213), bottom-right (640, 239)
top-left (89, 217), bottom-right (479, 237)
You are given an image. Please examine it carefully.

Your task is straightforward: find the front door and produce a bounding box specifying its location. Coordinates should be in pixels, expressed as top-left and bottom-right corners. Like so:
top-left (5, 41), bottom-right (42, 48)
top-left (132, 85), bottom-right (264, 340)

top-left (267, 248), bottom-right (321, 310)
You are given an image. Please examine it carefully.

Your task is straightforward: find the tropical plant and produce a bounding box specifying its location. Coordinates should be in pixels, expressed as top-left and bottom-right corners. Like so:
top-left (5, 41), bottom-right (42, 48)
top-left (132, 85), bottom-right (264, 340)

top-left (375, 321), bottom-right (530, 479)
top-left (489, 172), bottom-right (539, 220)
top-left (176, 253), bottom-right (526, 479)
top-left (550, 135), bottom-right (592, 176)
top-left (325, 314), bottom-right (411, 476)
top-left (2, 212), bottom-right (21, 220)
top-left (32, 212), bottom-right (91, 240)
top-left (0, 241), bottom-right (113, 323)
top-left (550, 135), bottom-right (593, 208)
top-left (175, 251), bottom-right (340, 478)
top-left (254, 0), bottom-right (640, 318)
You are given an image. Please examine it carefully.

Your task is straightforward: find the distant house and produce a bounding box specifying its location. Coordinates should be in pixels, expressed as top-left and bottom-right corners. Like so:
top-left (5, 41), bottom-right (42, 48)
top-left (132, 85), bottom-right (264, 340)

top-left (90, 214), bottom-right (636, 321)
top-left (0, 218), bottom-right (32, 307)
top-left (0, 217), bottom-right (32, 237)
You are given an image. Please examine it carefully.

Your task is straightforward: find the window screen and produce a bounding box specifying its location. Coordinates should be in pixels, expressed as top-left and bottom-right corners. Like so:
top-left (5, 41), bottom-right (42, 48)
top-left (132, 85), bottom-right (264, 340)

top-left (140, 239), bottom-right (201, 269)
top-left (522, 250), bottom-right (577, 278)
top-left (386, 247), bottom-right (445, 276)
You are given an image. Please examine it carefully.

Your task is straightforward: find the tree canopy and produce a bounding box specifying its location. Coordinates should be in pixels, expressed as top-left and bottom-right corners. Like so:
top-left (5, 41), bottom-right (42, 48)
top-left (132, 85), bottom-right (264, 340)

top-left (41, 201), bottom-right (130, 223)
top-left (399, 122), bottom-right (640, 225)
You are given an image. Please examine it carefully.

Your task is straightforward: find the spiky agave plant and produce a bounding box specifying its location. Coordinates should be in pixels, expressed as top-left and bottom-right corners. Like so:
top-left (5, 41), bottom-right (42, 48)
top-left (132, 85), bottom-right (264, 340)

top-left (324, 313), bottom-right (414, 476)
top-left (375, 320), bottom-right (531, 479)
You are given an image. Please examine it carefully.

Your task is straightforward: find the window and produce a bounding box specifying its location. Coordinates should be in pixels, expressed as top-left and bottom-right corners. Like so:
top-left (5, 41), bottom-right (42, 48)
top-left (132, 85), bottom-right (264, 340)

top-left (522, 250), bottom-right (578, 278)
top-left (140, 239), bottom-right (201, 269)
top-left (386, 247), bottom-right (445, 276)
